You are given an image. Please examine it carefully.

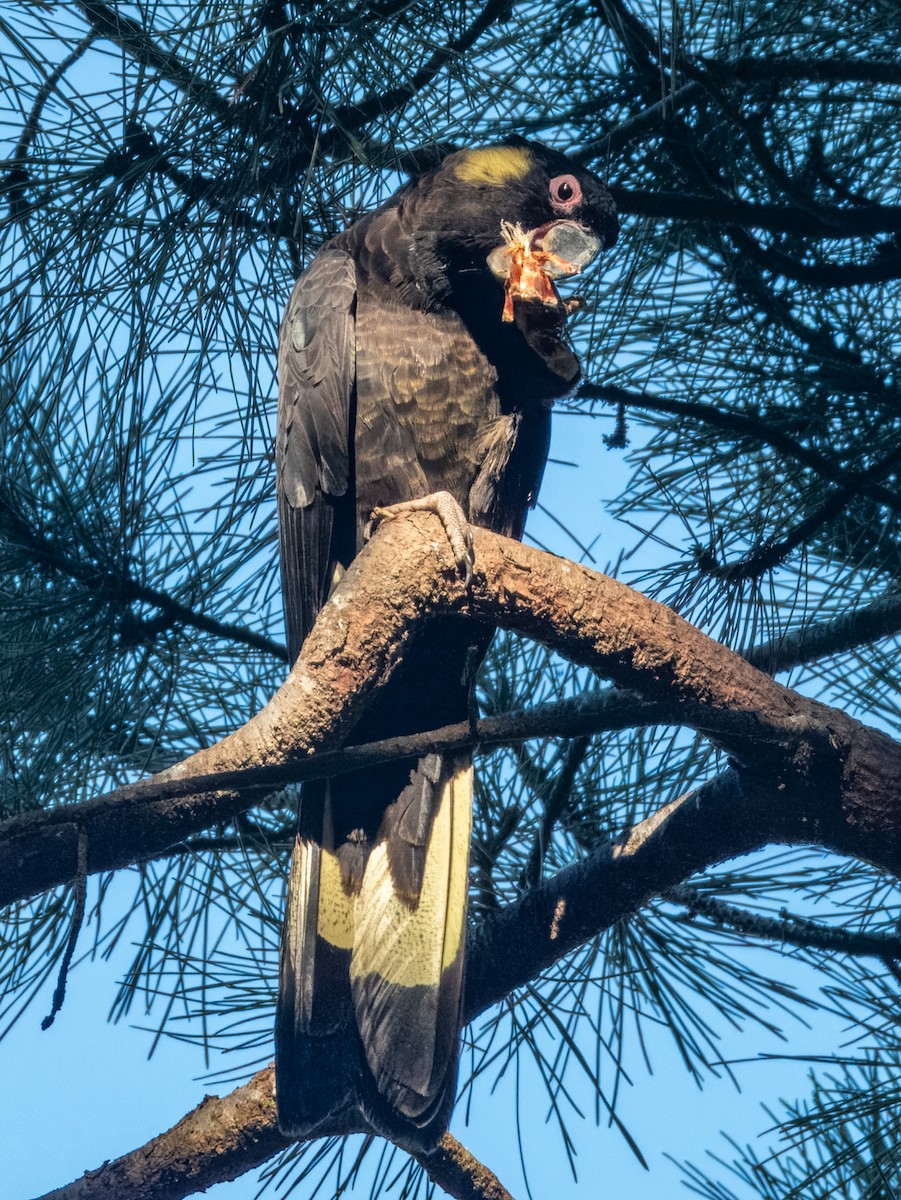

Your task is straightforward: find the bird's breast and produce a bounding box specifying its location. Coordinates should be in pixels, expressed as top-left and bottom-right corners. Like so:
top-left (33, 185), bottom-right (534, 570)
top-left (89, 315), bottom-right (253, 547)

top-left (353, 298), bottom-right (499, 516)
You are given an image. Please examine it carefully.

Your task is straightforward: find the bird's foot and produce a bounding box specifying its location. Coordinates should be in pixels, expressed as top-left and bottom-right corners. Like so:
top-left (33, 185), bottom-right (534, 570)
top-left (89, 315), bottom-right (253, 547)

top-left (367, 491), bottom-right (474, 586)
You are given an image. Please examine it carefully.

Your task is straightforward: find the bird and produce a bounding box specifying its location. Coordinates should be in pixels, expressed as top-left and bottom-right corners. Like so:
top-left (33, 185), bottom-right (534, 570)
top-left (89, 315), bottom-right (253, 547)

top-left (274, 138), bottom-right (618, 1153)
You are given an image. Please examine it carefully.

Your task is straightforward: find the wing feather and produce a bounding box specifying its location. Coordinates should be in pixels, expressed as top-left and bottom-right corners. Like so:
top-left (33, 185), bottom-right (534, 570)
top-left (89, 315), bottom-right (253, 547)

top-left (275, 249), bottom-right (360, 1135)
top-left (276, 783), bottom-right (361, 1135)
top-left (276, 248), bottom-right (357, 660)
top-left (350, 756), bottom-right (472, 1125)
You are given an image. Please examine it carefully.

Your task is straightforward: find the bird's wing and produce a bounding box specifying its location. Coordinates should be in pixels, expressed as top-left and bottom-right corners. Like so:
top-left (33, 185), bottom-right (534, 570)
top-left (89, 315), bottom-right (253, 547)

top-left (276, 249), bottom-right (361, 1134)
top-left (276, 247), bottom-right (357, 662)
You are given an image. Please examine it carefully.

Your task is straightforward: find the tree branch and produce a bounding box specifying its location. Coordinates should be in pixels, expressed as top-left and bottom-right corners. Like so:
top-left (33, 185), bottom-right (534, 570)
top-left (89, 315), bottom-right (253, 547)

top-left (746, 588), bottom-right (901, 674)
top-left (324, 0), bottom-right (512, 146)
top-left (667, 885), bottom-right (901, 960)
top-left (0, 492), bottom-right (287, 661)
top-left (696, 441), bottom-right (901, 582)
top-left (0, 690), bottom-right (666, 908)
top-left (74, 1), bottom-right (238, 123)
top-left (19, 42), bottom-right (87, 147)
top-left (738, 239), bottom-right (901, 289)
top-left (577, 382), bottom-right (901, 514)
top-left (608, 185), bottom-right (901, 239)
top-left (33, 1067), bottom-right (292, 1200)
top-left (519, 735), bottom-right (591, 889)
top-left (5, 515), bottom-right (901, 909)
top-left (714, 55), bottom-right (901, 88)
top-left (589, 0), bottom-right (660, 79)
top-left (52, 581), bottom-right (901, 876)
top-left (724, 231), bottom-right (901, 405)
top-left (30, 726), bottom-right (901, 1197)
top-left (579, 83), bottom-right (704, 157)
top-left (415, 1134), bottom-right (516, 1200)
top-left (587, 1), bottom-right (901, 244)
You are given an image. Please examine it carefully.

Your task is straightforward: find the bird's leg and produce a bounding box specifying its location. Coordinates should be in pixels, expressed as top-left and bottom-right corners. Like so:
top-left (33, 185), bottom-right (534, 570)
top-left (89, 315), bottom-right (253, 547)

top-left (367, 491), bottom-right (474, 586)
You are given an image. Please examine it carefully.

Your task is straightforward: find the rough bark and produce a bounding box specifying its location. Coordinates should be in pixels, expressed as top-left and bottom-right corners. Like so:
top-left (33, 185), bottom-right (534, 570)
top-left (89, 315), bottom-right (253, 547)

top-left (33, 1069), bottom-right (288, 1200)
top-left (415, 1134), bottom-right (517, 1200)
top-left (4, 514), bottom-right (901, 909)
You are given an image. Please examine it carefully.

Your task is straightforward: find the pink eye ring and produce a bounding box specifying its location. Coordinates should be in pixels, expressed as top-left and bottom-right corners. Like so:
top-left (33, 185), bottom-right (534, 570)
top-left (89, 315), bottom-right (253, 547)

top-left (549, 174), bottom-right (582, 209)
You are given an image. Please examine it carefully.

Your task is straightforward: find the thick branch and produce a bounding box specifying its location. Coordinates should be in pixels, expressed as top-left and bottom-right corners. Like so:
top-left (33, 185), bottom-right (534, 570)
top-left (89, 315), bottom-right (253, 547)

top-left (4, 516), bottom-right (901, 909)
top-left (746, 589), bottom-right (901, 674)
top-left (12, 562), bottom-right (901, 888)
top-left (1, 515), bottom-right (470, 908)
top-left (0, 690), bottom-right (665, 906)
top-left (33, 1068), bottom-right (290, 1200)
top-left (464, 771), bottom-right (779, 1017)
top-left (415, 1135), bottom-right (516, 1200)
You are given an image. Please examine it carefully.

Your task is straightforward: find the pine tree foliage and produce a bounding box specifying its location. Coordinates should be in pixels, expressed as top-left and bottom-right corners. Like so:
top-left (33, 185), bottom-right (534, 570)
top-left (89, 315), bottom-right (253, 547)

top-left (2, 1), bottom-right (901, 1196)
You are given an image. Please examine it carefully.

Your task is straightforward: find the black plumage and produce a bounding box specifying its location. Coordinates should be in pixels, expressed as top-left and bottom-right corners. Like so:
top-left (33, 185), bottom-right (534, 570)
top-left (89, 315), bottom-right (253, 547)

top-left (275, 140), bottom-right (618, 1151)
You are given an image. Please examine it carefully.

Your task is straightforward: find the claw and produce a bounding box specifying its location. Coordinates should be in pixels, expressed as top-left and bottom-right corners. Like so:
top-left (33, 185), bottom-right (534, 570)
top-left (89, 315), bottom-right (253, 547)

top-left (367, 491), bottom-right (474, 585)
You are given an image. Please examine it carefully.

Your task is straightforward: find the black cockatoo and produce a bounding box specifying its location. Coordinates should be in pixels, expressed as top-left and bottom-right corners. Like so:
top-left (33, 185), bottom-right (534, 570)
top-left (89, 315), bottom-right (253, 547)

top-left (275, 139), bottom-right (618, 1152)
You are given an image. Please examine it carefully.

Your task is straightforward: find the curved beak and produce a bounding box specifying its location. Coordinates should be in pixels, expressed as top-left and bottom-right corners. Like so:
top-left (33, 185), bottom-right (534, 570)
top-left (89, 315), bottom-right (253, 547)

top-left (530, 220), bottom-right (602, 276)
top-left (486, 218), bottom-right (608, 322)
top-left (487, 219), bottom-right (603, 282)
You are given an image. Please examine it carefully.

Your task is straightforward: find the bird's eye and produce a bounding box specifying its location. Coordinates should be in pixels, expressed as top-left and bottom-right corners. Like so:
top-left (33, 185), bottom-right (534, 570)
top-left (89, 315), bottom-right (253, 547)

top-left (549, 174), bottom-right (582, 209)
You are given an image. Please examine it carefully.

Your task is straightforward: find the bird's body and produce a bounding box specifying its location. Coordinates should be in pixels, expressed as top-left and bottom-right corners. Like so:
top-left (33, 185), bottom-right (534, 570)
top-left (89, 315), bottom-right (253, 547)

top-left (275, 140), bottom-right (617, 1150)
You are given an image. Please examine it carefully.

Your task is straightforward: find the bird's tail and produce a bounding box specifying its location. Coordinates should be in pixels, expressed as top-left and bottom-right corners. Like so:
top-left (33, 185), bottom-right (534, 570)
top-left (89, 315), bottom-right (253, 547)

top-left (275, 753), bottom-right (471, 1151)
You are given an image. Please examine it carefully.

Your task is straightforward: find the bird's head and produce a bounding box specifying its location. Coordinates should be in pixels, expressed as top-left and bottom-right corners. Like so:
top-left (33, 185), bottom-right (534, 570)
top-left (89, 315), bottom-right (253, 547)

top-left (405, 138), bottom-right (618, 316)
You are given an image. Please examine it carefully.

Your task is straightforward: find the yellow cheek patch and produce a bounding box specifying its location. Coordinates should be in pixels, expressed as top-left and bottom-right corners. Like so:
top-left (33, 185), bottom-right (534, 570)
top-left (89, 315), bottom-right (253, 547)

top-left (453, 146), bottom-right (532, 187)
